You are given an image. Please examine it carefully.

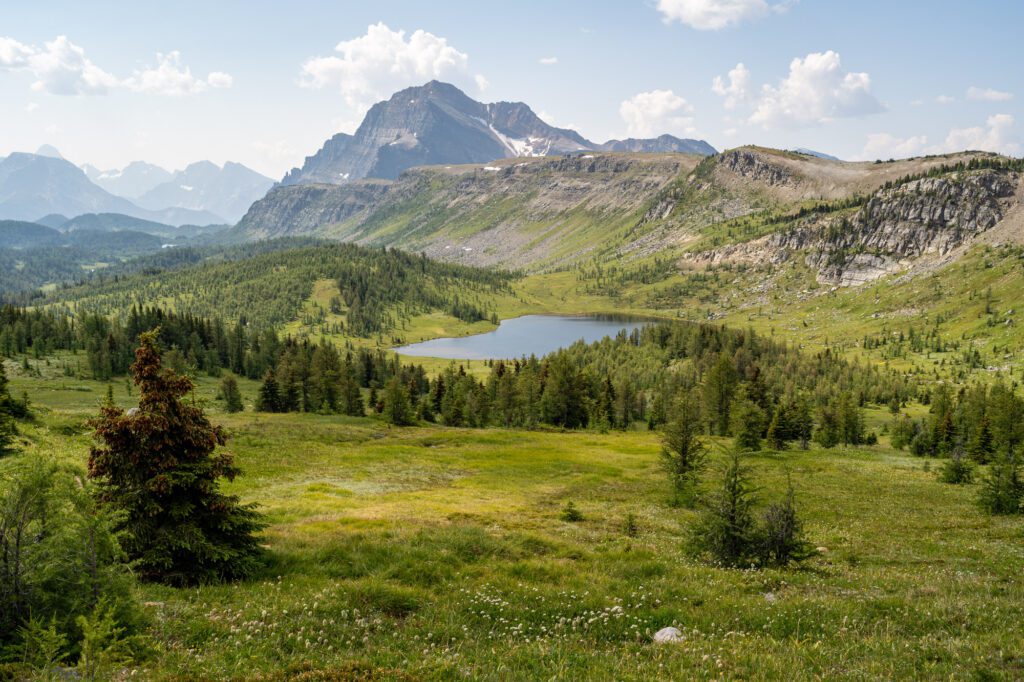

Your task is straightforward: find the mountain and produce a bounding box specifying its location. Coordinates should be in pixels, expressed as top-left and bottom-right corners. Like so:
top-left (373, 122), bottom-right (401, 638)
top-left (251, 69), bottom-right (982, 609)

top-left (793, 148), bottom-right (841, 161)
top-left (60, 212), bottom-right (178, 237)
top-left (0, 219), bottom-right (61, 249)
top-left (0, 153), bottom-right (223, 226)
top-left (240, 146), bottom-right (1022, 279)
top-left (84, 161), bottom-right (173, 199)
top-left (599, 135), bottom-right (717, 155)
top-left (35, 144), bottom-right (65, 159)
top-left (136, 161), bottom-right (274, 223)
top-left (281, 81), bottom-right (715, 186)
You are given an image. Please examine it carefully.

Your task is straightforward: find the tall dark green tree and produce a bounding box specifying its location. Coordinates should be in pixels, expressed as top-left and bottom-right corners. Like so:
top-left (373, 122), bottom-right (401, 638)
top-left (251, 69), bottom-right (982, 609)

top-left (382, 376), bottom-right (414, 426)
top-left (0, 363), bottom-right (15, 454)
top-left (220, 374), bottom-right (244, 413)
top-left (689, 450), bottom-right (761, 567)
top-left (660, 392), bottom-right (706, 505)
top-left (703, 354), bottom-right (739, 436)
top-left (88, 330), bottom-right (264, 585)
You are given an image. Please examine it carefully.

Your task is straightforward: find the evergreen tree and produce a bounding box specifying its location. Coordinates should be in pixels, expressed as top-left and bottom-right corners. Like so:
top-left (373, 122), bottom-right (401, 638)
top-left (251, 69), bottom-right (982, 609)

top-left (88, 330), bottom-right (264, 585)
top-left (703, 354), bottom-right (739, 436)
top-left (382, 376), bottom-right (414, 426)
top-left (759, 475), bottom-right (815, 566)
top-left (220, 374), bottom-right (244, 413)
top-left (0, 363), bottom-right (15, 454)
top-left (978, 450), bottom-right (1023, 515)
top-left (256, 370), bottom-right (282, 413)
top-left (731, 396), bottom-right (765, 452)
top-left (689, 450), bottom-right (761, 567)
top-left (660, 393), bottom-right (706, 505)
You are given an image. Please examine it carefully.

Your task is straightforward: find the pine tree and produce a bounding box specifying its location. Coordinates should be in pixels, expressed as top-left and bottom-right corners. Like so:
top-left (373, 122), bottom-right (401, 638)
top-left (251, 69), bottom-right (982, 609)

top-left (689, 450), bottom-right (761, 567)
top-left (731, 396), bottom-right (765, 452)
top-left (978, 450), bottom-right (1023, 515)
top-left (660, 393), bottom-right (706, 505)
top-left (220, 374), bottom-right (244, 413)
top-left (0, 363), bottom-right (16, 454)
top-left (703, 354), bottom-right (739, 436)
top-left (382, 376), bottom-right (414, 426)
top-left (256, 371), bottom-right (281, 412)
top-left (88, 330), bottom-right (264, 585)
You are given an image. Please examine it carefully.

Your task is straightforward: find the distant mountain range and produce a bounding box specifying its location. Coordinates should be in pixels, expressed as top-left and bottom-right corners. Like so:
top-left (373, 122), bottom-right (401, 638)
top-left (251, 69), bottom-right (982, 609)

top-left (85, 159), bottom-right (273, 223)
top-left (282, 81), bottom-right (717, 186)
top-left (0, 148), bottom-right (273, 225)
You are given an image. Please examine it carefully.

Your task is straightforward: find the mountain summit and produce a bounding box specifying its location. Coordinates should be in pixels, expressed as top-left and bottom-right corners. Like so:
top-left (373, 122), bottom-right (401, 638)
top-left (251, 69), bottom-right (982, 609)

top-left (282, 81), bottom-right (715, 186)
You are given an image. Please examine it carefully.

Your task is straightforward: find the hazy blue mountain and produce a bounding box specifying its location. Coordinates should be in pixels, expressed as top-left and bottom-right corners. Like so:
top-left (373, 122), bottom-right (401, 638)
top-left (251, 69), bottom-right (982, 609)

top-left (84, 161), bottom-right (173, 199)
top-left (0, 153), bottom-right (222, 225)
top-left (793, 148), bottom-right (841, 161)
top-left (35, 144), bottom-right (65, 159)
top-left (137, 161), bottom-right (274, 223)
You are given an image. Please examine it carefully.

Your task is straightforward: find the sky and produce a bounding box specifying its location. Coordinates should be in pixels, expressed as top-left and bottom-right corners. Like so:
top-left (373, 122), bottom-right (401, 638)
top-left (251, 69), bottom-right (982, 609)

top-left (1, 0), bottom-right (1020, 178)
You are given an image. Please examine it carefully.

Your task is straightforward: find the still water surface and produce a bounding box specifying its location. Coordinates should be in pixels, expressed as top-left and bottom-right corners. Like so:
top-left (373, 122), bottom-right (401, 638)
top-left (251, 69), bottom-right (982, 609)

top-left (394, 314), bottom-right (654, 360)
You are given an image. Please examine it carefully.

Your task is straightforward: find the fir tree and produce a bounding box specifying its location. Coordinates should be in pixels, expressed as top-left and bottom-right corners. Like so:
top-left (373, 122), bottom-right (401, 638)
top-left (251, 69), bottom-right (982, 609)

top-left (660, 393), bottom-right (706, 506)
top-left (220, 374), bottom-right (244, 413)
top-left (382, 376), bottom-right (414, 426)
top-left (689, 450), bottom-right (761, 567)
top-left (256, 371), bottom-right (281, 413)
top-left (88, 330), bottom-right (264, 585)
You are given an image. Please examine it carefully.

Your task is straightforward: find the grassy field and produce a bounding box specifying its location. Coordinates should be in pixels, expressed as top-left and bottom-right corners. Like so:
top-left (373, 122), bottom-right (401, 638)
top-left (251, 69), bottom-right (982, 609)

top-left (5, 360), bottom-right (1024, 680)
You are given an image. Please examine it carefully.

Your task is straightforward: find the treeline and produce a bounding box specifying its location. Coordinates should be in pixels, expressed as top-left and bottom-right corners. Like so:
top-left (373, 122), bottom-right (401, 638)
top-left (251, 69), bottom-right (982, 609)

top-left (255, 321), bottom-right (914, 447)
top-left (878, 155), bottom-right (1024, 190)
top-left (39, 242), bottom-right (516, 336)
top-left (892, 382), bottom-right (1024, 462)
top-left (0, 304), bottom-right (278, 381)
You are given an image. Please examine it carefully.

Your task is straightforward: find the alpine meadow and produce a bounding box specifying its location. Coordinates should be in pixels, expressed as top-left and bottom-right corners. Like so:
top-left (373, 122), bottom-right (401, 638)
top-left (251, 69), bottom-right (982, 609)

top-left (2, 2), bottom-right (1024, 680)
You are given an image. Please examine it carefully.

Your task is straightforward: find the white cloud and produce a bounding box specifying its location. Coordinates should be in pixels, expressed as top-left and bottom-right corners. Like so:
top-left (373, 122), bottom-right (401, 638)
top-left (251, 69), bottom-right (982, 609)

top-left (619, 89), bottom-right (695, 137)
top-left (966, 86), bottom-right (1012, 102)
top-left (300, 23), bottom-right (479, 112)
top-left (858, 114), bottom-right (1020, 160)
top-left (656, 0), bottom-right (791, 30)
top-left (124, 51), bottom-right (234, 95)
top-left (24, 102), bottom-right (38, 113)
top-left (0, 35), bottom-right (230, 97)
top-left (711, 62), bottom-right (750, 109)
top-left (936, 95), bottom-right (955, 104)
top-left (860, 132), bottom-right (928, 160)
top-left (474, 73), bottom-right (489, 92)
top-left (207, 71), bottom-right (233, 89)
top-left (539, 56), bottom-right (558, 65)
top-left (940, 114), bottom-right (1019, 155)
top-left (0, 35), bottom-right (119, 95)
top-left (749, 51), bottom-right (882, 128)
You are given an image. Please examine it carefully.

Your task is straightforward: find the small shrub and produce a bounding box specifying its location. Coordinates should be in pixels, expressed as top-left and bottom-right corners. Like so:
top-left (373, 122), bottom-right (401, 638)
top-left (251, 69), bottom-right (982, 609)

top-left (623, 513), bottom-right (639, 538)
top-left (560, 501), bottom-right (584, 522)
top-left (939, 449), bottom-right (975, 485)
top-left (759, 477), bottom-right (816, 566)
top-left (978, 451), bottom-right (1023, 514)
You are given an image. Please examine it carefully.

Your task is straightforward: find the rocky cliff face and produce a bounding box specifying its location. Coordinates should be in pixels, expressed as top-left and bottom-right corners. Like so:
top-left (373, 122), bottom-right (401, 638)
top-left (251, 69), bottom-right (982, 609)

top-left (236, 181), bottom-right (390, 240)
top-left (687, 167), bottom-right (1022, 286)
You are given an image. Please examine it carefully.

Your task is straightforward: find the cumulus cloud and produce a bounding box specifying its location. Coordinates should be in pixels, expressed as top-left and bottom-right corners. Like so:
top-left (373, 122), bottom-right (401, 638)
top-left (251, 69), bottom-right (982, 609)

top-left (749, 51), bottom-right (882, 128)
top-left (656, 0), bottom-right (791, 30)
top-left (539, 56), bottom-right (558, 65)
top-left (966, 86), bottom-right (1012, 102)
top-left (620, 90), bottom-right (695, 137)
top-left (712, 62), bottom-right (750, 109)
top-left (0, 35), bottom-right (119, 95)
top-left (941, 114), bottom-right (1019, 155)
top-left (936, 95), bottom-right (955, 104)
top-left (0, 35), bottom-right (231, 96)
top-left (124, 51), bottom-right (234, 95)
top-left (300, 23), bottom-right (480, 111)
top-left (860, 133), bottom-right (928, 160)
top-left (859, 114), bottom-right (1020, 160)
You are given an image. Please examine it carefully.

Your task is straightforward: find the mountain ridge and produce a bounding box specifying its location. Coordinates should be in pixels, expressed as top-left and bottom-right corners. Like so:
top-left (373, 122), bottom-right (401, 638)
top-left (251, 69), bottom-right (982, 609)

top-left (281, 81), bottom-right (716, 186)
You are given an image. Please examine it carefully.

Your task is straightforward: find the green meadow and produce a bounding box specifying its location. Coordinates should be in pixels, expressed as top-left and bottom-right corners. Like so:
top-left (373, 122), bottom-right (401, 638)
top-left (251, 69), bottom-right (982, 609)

top-left (5, 359), bottom-right (1023, 681)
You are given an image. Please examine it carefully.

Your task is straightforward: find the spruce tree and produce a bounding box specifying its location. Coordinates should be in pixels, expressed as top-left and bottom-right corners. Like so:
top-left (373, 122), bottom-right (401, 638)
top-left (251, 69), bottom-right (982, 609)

top-left (689, 450), bottom-right (761, 567)
top-left (731, 396), bottom-right (765, 452)
top-left (660, 393), bottom-right (706, 505)
top-left (220, 374), bottom-right (244, 413)
top-left (0, 363), bottom-right (16, 454)
top-left (88, 330), bottom-right (264, 585)
top-left (978, 450), bottom-right (1023, 514)
top-left (382, 376), bottom-right (414, 426)
top-left (256, 370), bottom-right (281, 412)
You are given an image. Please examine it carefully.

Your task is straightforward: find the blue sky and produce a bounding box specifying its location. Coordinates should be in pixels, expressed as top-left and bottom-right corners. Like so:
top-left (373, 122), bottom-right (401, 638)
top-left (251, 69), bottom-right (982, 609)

top-left (1, 1), bottom-right (1020, 177)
